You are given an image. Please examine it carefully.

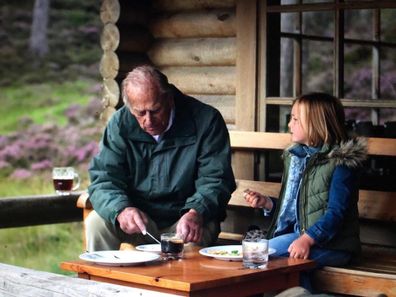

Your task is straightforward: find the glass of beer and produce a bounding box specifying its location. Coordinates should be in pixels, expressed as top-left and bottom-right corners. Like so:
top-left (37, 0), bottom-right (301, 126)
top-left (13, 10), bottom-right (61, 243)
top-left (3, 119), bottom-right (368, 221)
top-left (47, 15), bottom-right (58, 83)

top-left (52, 167), bottom-right (80, 195)
top-left (160, 233), bottom-right (184, 260)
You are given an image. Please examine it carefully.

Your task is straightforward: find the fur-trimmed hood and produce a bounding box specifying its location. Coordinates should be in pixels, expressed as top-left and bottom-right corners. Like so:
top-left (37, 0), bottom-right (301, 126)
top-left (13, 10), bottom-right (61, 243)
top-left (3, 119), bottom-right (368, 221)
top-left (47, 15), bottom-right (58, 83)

top-left (284, 137), bottom-right (368, 169)
top-left (327, 137), bottom-right (368, 168)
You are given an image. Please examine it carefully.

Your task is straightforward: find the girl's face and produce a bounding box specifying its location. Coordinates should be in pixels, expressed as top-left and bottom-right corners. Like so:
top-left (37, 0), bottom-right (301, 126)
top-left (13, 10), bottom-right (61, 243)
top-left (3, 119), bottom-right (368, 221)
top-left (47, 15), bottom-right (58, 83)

top-left (288, 102), bottom-right (309, 145)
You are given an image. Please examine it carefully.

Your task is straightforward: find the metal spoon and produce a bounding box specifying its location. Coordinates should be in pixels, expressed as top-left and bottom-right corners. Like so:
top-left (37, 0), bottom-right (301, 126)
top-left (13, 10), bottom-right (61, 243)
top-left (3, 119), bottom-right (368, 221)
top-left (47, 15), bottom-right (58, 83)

top-left (142, 229), bottom-right (161, 244)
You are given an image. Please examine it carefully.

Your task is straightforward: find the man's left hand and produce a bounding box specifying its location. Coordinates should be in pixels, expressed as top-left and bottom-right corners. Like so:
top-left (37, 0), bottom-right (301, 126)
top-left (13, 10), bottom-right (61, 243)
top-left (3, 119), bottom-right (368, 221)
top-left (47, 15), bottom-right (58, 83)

top-left (176, 209), bottom-right (203, 243)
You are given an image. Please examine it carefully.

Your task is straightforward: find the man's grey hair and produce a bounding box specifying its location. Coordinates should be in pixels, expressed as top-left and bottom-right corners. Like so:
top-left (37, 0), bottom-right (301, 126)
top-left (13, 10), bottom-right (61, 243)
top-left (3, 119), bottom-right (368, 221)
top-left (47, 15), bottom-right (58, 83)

top-left (121, 65), bottom-right (172, 108)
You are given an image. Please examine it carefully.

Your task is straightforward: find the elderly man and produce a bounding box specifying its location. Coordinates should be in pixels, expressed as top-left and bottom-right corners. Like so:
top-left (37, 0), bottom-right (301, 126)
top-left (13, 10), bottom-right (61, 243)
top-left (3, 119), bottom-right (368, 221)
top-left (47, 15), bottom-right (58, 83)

top-left (86, 65), bottom-right (236, 251)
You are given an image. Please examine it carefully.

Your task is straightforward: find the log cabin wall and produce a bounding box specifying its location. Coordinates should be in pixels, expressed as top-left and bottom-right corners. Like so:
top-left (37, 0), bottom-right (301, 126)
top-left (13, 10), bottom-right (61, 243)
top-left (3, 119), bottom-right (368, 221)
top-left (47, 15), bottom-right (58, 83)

top-left (99, 0), bottom-right (257, 178)
top-left (149, 0), bottom-right (237, 129)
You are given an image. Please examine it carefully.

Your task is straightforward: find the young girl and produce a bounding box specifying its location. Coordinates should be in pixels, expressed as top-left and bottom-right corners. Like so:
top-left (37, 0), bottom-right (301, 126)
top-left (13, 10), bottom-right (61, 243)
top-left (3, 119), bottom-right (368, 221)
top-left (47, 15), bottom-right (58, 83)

top-left (244, 92), bottom-right (367, 291)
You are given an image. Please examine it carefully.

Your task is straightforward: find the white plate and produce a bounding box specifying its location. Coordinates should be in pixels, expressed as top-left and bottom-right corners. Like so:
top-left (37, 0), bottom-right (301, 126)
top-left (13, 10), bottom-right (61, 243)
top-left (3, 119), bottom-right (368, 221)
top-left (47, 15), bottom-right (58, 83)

top-left (199, 245), bottom-right (277, 261)
top-left (135, 244), bottom-right (161, 253)
top-left (79, 250), bottom-right (160, 266)
top-left (199, 245), bottom-right (243, 261)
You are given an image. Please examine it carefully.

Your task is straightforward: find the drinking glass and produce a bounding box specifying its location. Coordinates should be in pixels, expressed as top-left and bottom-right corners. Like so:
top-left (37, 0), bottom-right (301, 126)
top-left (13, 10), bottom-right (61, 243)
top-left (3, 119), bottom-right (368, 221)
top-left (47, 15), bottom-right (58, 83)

top-left (242, 238), bottom-right (269, 269)
top-left (160, 233), bottom-right (184, 260)
top-left (52, 167), bottom-right (80, 195)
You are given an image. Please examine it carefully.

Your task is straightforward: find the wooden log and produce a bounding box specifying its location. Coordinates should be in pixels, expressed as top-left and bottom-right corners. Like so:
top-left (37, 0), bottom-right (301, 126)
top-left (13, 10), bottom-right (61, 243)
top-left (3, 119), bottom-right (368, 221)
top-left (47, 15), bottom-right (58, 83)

top-left (101, 106), bottom-right (117, 124)
top-left (161, 66), bottom-right (235, 95)
top-left (152, 0), bottom-right (236, 11)
top-left (148, 37), bottom-right (236, 66)
top-left (150, 9), bottom-right (236, 38)
top-left (102, 78), bottom-right (120, 108)
top-left (100, 23), bottom-right (120, 51)
top-left (0, 263), bottom-right (178, 297)
top-left (191, 94), bottom-right (235, 124)
top-left (118, 25), bottom-right (153, 53)
top-left (100, 0), bottom-right (120, 24)
top-left (0, 193), bottom-right (82, 228)
top-left (100, 50), bottom-right (119, 80)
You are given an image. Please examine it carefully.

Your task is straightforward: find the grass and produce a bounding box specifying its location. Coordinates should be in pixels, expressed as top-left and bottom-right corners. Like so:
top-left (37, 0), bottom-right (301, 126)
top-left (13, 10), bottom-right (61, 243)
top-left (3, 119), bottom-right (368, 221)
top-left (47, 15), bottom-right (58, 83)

top-left (0, 169), bottom-right (91, 197)
top-left (0, 79), bottom-right (97, 134)
top-left (0, 223), bottom-right (83, 275)
top-left (0, 79), bottom-right (99, 274)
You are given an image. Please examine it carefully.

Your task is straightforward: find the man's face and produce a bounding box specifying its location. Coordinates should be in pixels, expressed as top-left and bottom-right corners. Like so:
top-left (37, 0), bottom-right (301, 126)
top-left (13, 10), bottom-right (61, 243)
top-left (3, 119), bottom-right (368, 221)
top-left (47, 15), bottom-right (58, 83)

top-left (126, 84), bottom-right (173, 136)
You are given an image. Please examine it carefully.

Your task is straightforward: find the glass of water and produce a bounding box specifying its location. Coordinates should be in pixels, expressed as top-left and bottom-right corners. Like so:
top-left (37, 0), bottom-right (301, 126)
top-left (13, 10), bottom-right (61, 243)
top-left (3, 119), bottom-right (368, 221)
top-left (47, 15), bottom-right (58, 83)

top-left (242, 238), bottom-right (269, 269)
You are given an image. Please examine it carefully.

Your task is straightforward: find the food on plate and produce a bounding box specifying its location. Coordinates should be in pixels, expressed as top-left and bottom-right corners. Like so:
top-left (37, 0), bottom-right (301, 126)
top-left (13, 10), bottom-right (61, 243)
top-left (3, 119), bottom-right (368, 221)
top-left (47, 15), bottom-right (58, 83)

top-left (207, 249), bottom-right (241, 256)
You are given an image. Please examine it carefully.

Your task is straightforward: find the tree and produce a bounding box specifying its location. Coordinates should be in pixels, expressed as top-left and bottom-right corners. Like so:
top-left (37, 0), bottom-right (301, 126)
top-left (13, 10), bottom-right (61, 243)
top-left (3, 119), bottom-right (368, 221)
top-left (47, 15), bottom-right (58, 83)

top-left (29, 0), bottom-right (49, 59)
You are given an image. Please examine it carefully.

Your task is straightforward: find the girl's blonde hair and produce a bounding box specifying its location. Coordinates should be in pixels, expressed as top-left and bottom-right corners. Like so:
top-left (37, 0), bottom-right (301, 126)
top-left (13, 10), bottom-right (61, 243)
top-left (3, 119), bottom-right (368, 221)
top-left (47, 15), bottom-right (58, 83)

top-left (293, 92), bottom-right (348, 146)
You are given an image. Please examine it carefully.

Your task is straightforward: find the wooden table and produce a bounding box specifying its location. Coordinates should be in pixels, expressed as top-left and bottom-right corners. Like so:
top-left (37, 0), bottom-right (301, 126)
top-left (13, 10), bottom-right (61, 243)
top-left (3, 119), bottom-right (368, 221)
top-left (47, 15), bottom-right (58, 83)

top-left (61, 246), bottom-right (315, 297)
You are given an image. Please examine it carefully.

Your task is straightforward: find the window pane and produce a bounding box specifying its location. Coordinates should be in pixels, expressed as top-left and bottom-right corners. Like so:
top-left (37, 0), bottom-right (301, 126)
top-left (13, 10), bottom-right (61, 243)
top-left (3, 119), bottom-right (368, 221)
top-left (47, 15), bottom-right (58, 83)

top-left (281, 0), bottom-right (298, 5)
top-left (345, 107), bottom-right (372, 124)
top-left (281, 12), bottom-right (298, 34)
top-left (345, 9), bottom-right (373, 40)
top-left (303, 11), bottom-right (334, 37)
top-left (344, 44), bottom-right (372, 99)
top-left (381, 48), bottom-right (396, 100)
top-left (302, 40), bottom-right (333, 94)
top-left (303, 0), bottom-right (332, 3)
top-left (382, 9), bottom-right (396, 43)
top-left (280, 38), bottom-right (294, 97)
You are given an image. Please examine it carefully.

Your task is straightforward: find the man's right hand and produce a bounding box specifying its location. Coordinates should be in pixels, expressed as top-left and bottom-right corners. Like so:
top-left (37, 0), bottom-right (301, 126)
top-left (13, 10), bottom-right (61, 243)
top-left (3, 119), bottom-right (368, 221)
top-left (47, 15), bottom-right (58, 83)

top-left (117, 207), bottom-right (148, 234)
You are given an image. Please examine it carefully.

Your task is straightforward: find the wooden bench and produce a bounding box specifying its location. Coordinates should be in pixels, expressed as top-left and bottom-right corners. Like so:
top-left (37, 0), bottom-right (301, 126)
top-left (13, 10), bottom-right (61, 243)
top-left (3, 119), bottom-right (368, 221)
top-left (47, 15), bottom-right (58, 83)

top-left (77, 131), bottom-right (396, 297)
top-left (224, 131), bottom-right (396, 297)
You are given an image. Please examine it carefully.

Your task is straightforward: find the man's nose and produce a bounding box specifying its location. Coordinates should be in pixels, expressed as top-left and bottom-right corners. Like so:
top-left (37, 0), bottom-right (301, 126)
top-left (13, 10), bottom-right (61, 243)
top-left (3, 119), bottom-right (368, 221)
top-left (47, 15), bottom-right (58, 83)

top-left (144, 111), bottom-right (154, 124)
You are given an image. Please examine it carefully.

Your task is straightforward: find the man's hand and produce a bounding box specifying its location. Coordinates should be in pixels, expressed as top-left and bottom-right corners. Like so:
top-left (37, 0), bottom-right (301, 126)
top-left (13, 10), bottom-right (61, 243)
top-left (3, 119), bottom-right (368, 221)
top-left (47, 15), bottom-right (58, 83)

top-left (117, 207), bottom-right (148, 235)
top-left (288, 233), bottom-right (315, 259)
top-left (176, 209), bottom-right (203, 243)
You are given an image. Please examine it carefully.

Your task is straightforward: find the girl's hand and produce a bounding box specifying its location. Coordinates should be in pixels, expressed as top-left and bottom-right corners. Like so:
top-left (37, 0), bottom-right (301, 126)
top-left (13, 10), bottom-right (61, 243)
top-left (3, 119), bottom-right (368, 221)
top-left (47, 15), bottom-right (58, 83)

top-left (288, 233), bottom-right (315, 259)
top-left (243, 189), bottom-right (272, 210)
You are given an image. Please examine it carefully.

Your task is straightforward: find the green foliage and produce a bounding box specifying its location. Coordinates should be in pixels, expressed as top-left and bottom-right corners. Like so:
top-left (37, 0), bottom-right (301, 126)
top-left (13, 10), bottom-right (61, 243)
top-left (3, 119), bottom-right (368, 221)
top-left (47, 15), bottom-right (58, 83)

top-left (0, 223), bottom-right (83, 275)
top-left (0, 0), bottom-right (102, 276)
top-left (0, 170), bottom-right (91, 197)
top-left (0, 80), bottom-right (97, 134)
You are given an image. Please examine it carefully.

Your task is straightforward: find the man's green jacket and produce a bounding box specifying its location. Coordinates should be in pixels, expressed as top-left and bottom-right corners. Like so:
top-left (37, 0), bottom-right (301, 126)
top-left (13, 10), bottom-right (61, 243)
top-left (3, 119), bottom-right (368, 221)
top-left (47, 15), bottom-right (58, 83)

top-left (88, 89), bottom-right (236, 229)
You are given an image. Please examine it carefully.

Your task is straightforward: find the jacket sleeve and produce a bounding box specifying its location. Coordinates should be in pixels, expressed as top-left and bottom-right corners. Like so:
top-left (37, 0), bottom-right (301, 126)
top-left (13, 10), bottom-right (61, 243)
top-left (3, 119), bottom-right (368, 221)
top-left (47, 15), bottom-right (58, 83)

top-left (181, 110), bottom-right (236, 222)
top-left (88, 115), bottom-right (133, 225)
top-left (305, 165), bottom-right (357, 246)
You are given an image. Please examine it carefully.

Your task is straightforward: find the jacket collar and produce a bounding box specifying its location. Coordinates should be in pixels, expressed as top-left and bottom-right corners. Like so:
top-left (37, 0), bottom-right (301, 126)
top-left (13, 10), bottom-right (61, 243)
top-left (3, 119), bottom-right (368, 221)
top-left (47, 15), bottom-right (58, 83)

top-left (122, 88), bottom-right (197, 147)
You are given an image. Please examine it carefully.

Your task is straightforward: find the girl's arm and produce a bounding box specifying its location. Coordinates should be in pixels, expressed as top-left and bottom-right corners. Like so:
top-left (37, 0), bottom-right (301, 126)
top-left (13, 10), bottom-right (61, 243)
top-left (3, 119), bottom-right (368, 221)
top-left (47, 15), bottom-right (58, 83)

top-left (243, 189), bottom-right (274, 211)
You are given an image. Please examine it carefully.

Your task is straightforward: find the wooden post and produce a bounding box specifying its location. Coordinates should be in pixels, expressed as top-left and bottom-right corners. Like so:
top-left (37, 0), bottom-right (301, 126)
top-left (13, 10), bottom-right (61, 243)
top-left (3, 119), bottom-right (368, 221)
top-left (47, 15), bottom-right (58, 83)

top-left (234, 0), bottom-right (257, 180)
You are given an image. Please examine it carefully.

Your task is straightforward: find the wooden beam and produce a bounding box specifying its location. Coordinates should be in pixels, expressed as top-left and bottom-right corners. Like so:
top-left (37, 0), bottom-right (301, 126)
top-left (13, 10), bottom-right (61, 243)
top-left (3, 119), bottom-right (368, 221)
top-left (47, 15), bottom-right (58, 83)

top-left (100, 50), bottom-right (119, 80)
top-left (160, 66), bottom-right (236, 95)
top-left (0, 193), bottom-right (82, 228)
top-left (265, 97), bottom-right (396, 108)
top-left (152, 0), bottom-right (236, 11)
top-left (100, 23), bottom-right (120, 52)
top-left (229, 179), bottom-right (396, 225)
top-left (150, 9), bottom-right (236, 38)
top-left (234, 0), bottom-right (257, 179)
top-left (148, 38), bottom-right (236, 66)
top-left (100, 0), bottom-right (120, 24)
top-left (267, 1), bottom-right (396, 13)
top-left (230, 131), bottom-right (291, 150)
top-left (229, 131), bottom-right (396, 157)
top-left (192, 94), bottom-right (235, 124)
